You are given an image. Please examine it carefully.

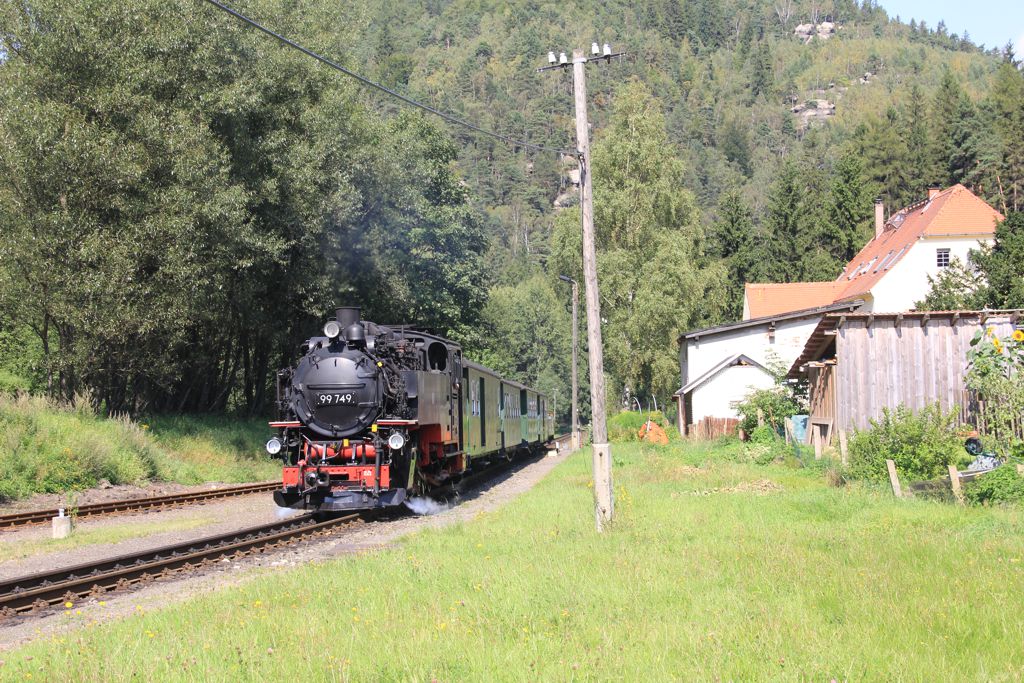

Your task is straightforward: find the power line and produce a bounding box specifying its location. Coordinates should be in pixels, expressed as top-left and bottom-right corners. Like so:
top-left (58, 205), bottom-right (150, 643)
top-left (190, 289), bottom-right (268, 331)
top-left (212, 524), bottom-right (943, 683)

top-left (201, 0), bottom-right (574, 156)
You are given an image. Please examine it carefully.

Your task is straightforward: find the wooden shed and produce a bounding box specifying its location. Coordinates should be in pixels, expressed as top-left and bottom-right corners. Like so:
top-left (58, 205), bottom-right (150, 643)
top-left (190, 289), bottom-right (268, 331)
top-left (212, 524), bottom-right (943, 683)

top-left (788, 310), bottom-right (1023, 440)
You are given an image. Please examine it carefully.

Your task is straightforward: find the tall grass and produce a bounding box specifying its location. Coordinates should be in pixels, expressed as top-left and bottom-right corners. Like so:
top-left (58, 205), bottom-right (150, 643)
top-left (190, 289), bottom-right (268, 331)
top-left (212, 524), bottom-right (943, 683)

top-left (7, 441), bottom-right (1024, 681)
top-left (0, 394), bottom-right (278, 501)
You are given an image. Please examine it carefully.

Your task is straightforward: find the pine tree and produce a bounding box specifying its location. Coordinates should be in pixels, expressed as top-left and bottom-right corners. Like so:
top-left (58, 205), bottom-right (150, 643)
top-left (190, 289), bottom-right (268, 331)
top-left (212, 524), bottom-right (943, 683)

top-left (988, 61), bottom-right (1024, 211)
top-left (710, 190), bottom-right (756, 317)
top-left (856, 108), bottom-right (912, 208)
top-left (947, 95), bottom-right (980, 185)
top-left (929, 69), bottom-right (969, 186)
top-left (757, 158), bottom-right (804, 282)
top-left (902, 84), bottom-right (933, 195)
top-left (750, 41), bottom-right (774, 101)
top-left (827, 152), bottom-right (874, 262)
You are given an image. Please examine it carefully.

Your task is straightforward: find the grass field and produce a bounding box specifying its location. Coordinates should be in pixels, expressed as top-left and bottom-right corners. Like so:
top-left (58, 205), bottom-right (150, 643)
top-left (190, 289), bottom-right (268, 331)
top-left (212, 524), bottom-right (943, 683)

top-left (0, 394), bottom-right (278, 501)
top-left (4, 440), bottom-right (1024, 681)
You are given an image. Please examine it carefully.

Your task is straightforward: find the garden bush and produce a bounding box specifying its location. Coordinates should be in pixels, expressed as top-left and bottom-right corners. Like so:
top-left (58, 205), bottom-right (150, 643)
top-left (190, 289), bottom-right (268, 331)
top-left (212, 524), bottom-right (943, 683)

top-left (846, 403), bottom-right (969, 481)
top-left (964, 465), bottom-right (1024, 505)
top-left (735, 387), bottom-right (801, 434)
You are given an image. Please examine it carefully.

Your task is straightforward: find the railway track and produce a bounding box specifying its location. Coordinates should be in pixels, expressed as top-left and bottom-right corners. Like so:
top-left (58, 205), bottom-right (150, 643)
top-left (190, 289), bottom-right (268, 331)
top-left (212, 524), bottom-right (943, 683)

top-left (0, 512), bottom-right (359, 618)
top-left (0, 434), bottom-right (574, 618)
top-left (0, 436), bottom-right (576, 531)
top-left (0, 482), bottom-right (280, 530)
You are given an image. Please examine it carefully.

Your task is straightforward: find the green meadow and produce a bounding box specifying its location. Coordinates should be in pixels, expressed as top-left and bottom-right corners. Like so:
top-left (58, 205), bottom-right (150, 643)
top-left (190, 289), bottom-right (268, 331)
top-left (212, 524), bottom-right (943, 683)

top-left (5, 440), bottom-right (1024, 681)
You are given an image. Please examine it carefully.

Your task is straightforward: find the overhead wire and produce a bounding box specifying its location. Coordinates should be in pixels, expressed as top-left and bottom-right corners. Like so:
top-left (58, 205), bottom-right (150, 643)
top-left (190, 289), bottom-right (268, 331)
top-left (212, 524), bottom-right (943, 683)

top-left (201, 0), bottom-right (575, 156)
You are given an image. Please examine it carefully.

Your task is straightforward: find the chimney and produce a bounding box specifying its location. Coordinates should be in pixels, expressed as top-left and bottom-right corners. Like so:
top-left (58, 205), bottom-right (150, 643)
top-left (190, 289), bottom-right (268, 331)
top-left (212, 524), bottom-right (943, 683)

top-left (874, 198), bottom-right (885, 238)
top-left (335, 306), bottom-right (361, 328)
top-left (927, 185), bottom-right (940, 201)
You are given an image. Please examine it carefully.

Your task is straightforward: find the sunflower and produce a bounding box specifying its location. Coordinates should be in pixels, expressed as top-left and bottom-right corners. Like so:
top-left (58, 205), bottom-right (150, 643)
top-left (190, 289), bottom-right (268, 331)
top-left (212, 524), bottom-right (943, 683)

top-left (1013, 330), bottom-right (1024, 343)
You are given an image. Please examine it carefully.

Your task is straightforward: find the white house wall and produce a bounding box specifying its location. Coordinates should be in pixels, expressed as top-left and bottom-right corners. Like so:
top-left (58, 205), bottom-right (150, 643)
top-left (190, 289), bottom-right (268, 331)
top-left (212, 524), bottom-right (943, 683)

top-left (691, 365), bottom-right (775, 422)
top-left (868, 236), bottom-right (990, 312)
top-left (687, 316), bottom-right (822, 383)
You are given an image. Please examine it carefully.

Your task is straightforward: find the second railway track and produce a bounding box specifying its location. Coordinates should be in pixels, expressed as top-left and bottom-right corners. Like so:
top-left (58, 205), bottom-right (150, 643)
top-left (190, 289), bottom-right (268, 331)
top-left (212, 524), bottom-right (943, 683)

top-left (0, 481), bottom-right (280, 530)
top-left (0, 512), bottom-right (360, 618)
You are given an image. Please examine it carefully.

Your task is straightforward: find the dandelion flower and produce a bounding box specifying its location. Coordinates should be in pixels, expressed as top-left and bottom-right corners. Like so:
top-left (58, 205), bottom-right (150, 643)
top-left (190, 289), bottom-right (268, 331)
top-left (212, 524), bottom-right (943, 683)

top-left (63, 602), bottom-right (72, 609)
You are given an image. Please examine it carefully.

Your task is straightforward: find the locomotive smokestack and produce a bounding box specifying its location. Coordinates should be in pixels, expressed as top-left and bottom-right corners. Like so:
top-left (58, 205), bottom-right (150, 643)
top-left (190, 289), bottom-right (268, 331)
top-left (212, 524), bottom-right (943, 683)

top-left (336, 306), bottom-right (361, 328)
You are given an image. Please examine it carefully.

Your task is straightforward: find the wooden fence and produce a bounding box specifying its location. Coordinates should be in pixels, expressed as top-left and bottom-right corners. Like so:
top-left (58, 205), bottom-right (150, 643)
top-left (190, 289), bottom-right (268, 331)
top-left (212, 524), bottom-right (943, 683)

top-left (958, 390), bottom-right (1024, 442)
top-left (688, 417), bottom-right (740, 440)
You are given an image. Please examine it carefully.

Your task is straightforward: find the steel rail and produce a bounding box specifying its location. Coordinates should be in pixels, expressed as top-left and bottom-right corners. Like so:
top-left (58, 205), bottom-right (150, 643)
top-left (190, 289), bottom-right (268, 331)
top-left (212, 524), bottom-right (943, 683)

top-left (0, 513), bottom-right (359, 617)
top-left (0, 482), bottom-right (280, 530)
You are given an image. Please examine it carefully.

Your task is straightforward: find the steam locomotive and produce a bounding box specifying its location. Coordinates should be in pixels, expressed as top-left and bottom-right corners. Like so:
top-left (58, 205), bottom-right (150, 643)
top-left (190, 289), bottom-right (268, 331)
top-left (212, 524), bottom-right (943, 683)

top-left (267, 306), bottom-right (555, 512)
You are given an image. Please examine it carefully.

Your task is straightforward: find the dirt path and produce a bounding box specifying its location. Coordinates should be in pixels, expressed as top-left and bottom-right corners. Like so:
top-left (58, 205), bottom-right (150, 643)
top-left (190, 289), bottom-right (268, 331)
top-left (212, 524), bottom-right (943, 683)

top-left (0, 450), bottom-right (570, 649)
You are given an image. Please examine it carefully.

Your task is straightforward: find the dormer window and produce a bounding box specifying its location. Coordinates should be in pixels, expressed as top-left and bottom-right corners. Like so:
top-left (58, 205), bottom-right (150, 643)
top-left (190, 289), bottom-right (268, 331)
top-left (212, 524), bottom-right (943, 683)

top-left (936, 248), bottom-right (950, 268)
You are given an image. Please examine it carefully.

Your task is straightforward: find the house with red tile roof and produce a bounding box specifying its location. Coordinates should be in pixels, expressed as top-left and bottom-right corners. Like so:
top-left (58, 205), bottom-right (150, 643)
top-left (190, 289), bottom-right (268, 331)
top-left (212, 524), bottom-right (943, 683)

top-left (674, 185), bottom-right (1003, 437)
top-left (743, 184), bottom-right (1003, 318)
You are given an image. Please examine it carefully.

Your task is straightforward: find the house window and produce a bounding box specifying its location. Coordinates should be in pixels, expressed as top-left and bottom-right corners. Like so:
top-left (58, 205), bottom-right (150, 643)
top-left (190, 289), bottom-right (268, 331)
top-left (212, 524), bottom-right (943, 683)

top-left (936, 248), bottom-right (950, 268)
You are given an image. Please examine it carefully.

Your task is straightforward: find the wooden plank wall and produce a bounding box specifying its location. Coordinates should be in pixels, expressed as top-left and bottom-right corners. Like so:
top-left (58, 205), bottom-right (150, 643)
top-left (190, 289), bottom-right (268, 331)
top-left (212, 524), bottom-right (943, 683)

top-left (807, 365), bottom-right (836, 426)
top-left (834, 317), bottom-right (1016, 433)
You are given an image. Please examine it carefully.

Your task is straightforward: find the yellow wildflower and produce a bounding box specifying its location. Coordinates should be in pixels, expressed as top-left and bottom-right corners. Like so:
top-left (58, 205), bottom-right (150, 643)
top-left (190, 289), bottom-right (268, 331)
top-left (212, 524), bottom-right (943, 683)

top-left (1013, 330), bottom-right (1024, 342)
top-left (63, 602), bottom-right (72, 608)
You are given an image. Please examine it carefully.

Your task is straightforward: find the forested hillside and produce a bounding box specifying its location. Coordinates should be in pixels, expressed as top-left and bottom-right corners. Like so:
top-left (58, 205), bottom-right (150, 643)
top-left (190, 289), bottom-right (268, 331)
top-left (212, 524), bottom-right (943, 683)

top-left (2, 0), bottom-right (1022, 423)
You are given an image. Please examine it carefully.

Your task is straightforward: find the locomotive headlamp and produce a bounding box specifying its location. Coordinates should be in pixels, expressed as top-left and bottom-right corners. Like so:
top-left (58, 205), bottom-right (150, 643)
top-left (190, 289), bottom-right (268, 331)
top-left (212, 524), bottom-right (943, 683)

top-left (388, 432), bottom-right (406, 451)
top-left (323, 320), bottom-right (341, 339)
top-left (265, 438), bottom-right (283, 455)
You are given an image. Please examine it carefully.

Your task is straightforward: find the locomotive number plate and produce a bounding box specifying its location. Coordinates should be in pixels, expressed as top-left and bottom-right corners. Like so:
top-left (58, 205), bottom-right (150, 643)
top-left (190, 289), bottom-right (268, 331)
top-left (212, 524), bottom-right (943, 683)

top-left (316, 392), bottom-right (356, 406)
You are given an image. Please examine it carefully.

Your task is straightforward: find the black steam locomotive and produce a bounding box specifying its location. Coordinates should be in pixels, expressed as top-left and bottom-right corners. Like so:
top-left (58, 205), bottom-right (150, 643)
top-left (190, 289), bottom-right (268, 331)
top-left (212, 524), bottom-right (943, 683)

top-left (267, 307), bottom-right (555, 512)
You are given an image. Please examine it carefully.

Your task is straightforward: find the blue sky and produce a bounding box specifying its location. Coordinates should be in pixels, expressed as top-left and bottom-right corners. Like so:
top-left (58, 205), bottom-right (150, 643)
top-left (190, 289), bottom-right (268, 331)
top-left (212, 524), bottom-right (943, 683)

top-left (879, 0), bottom-right (1024, 55)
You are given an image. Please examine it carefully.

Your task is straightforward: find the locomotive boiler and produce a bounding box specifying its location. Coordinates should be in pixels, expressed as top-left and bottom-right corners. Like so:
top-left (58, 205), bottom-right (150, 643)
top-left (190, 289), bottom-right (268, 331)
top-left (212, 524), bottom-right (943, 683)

top-left (267, 306), bottom-right (555, 513)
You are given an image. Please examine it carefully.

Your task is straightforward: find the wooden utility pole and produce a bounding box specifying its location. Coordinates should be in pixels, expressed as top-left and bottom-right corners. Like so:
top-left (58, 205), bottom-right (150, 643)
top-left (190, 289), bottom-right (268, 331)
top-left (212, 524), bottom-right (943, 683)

top-left (570, 278), bottom-right (579, 451)
top-left (572, 49), bottom-right (613, 530)
top-left (540, 44), bottom-right (622, 531)
top-left (558, 275), bottom-right (580, 451)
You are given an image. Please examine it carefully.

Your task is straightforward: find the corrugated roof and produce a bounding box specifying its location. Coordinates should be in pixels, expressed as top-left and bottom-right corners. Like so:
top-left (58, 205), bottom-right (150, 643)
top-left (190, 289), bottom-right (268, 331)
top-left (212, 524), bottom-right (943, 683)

top-left (744, 282), bottom-right (849, 319)
top-left (679, 300), bottom-right (864, 342)
top-left (834, 184), bottom-right (1003, 303)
